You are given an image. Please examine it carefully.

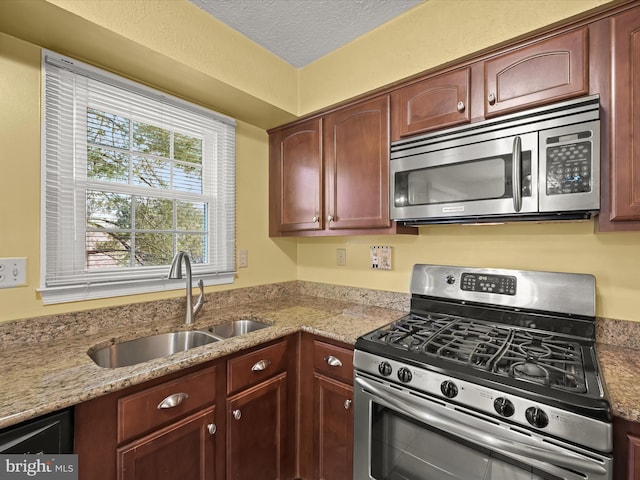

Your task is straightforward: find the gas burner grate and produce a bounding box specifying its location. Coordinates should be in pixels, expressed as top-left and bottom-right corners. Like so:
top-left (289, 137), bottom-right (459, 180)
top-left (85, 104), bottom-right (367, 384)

top-left (368, 314), bottom-right (587, 393)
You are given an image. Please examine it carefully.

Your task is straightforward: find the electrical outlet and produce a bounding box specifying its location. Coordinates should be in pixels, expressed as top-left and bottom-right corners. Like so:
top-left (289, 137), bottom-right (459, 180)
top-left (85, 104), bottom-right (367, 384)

top-left (336, 248), bottom-right (346, 266)
top-left (0, 257), bottom-right (27, 288)
top-left (237, 249), bottom-right (248, 268)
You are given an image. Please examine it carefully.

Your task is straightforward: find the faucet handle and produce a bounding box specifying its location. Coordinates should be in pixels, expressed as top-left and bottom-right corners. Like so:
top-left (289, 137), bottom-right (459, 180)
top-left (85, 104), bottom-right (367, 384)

top-left (193, 279), bottom-right (205, 317)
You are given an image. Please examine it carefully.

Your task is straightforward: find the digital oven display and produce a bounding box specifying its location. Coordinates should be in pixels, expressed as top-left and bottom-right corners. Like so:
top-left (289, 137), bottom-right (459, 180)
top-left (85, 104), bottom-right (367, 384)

top-left (460, 273), bottom-right (517, 296)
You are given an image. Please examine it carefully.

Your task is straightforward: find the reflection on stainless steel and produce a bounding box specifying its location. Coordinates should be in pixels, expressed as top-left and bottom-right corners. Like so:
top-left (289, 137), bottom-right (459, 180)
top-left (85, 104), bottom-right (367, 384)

top-left (168, 251), bottom-right (205, 324)
top-left (206, 319), bottom-right (269, 339)
top-left (88, 330), bottom-right (219, 368)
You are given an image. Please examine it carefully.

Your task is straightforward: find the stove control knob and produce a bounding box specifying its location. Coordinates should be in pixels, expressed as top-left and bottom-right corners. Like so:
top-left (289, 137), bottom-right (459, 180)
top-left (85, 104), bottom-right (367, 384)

top-left (397, 367), bottom-right (412, 383)
top-left (494, 397), bottom-right (515, 417)
top-left (378, 361), bottom-right (393, 377)
top-left (440, 380), bottom-right (458, 399)
top-left (525, 407), bottom-right (549, 429)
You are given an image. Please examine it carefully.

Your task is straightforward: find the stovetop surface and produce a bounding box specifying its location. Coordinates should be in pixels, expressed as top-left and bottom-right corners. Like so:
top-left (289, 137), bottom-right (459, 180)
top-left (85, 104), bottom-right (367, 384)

top-left (367, 312), bottom-right (588, 393)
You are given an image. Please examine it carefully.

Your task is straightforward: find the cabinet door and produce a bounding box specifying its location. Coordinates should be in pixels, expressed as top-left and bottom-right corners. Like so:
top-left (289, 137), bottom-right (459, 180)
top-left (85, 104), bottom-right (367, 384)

top-left (324, 95), bottom-right (391, 230)
top-left (269, 118), bottom-right (323, 234)
top-left (392, 67), bottom-right (471, 139)
top-left (117, 407), bottom-right (215, 480)
top-left (226, 373), bottom-right (288, 480)
top-left (313, 374), bottom-right (353, 480)
top-left (609, 8), bottom-right (640, 222)
top-left (484, 28), bottom-right (588, 117)
top-left (628, 434), bottom-right (640, 480)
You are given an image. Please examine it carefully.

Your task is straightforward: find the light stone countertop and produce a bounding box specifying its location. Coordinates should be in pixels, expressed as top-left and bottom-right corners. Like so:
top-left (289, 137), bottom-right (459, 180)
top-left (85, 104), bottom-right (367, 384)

top-left (0, 294), bottom-right (404, 429)
top-left (1, 285), bottom-right (639, 430)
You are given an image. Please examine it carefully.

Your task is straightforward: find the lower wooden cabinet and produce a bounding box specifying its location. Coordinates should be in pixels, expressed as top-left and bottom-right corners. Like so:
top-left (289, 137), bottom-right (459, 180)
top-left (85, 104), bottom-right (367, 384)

top-left (75, 333), bottom-right (352, 480)
top-left (298, 334), bottom-right (355, 480)
top-left (313, 374), bottom-right (353, 480)
top-left (117, 407), bottom-right (216, 480)
top-left (224, 337), bottom-right (295, 479)
top-left (614, 416), bottom-right (640, 480)
top-left (75, 364), bottom-right (219, 480)
top-left (226, 374), bottom-right (288, 479)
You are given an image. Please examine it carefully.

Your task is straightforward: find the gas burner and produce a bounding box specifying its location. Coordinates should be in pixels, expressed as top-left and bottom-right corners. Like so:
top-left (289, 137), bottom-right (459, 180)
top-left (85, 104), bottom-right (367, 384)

top-left (512, 361), bottom-right (549, 380)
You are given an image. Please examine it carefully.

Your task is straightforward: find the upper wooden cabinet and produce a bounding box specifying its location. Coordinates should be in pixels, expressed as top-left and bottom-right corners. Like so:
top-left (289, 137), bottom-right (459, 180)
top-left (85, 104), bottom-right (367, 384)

top-left (323, 95), bottom-right (392, 231)
top-left (269, 95), bottom-right (415, 237)
top-left (484, 28), bottom-right (589, 117)
top-left (391, 67), bottom-right (471, 139)
top-left (608, 7), bottom-right (640, 223)
top-left (269, 118), bottom-right (323, 234)
top-left (390, 28), bottom-right (589, 141)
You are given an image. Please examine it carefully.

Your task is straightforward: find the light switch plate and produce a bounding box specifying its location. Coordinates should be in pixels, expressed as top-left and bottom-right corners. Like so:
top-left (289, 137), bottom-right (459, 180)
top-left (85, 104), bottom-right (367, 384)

top-left (336, 248), bottom-right (346, 266)
top-left (237, 249), bottom-right (248, 268)
top-left (0, 257), bottom-right (27, 288)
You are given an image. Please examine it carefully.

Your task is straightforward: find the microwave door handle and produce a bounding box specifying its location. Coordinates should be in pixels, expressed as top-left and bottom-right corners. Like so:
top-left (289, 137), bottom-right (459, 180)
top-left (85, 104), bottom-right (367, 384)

top-left (512, 136), bottom-right (522, 212)
top-left (355, 376), bottom-right (606, 477)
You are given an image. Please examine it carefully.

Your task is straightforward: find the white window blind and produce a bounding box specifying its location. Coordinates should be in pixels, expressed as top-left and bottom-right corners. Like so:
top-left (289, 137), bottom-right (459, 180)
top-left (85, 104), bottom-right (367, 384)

top-left (41, 50), bottom-right (236, 304)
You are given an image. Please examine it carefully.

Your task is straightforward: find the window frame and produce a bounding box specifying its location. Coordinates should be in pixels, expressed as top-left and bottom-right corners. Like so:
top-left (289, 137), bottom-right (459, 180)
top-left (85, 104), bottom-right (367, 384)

top-left (40, 50), bottom-right (236, 305)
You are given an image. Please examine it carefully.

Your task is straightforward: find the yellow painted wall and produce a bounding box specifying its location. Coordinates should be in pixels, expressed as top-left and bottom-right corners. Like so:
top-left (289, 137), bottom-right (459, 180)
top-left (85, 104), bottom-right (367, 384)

top-left (299, 0), bottom-right (615, 113)
top-left (1, 0), bottom-right (639, 325)
top-left (296, 223), bottom-right (640, 322)
top-left (0, 32), bottom-right (297, 322)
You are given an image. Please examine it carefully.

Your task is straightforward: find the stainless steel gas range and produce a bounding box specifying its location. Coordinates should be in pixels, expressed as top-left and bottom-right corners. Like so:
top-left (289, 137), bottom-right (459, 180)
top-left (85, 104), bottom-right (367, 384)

top-left (353, 264), bottom-right (612, 480)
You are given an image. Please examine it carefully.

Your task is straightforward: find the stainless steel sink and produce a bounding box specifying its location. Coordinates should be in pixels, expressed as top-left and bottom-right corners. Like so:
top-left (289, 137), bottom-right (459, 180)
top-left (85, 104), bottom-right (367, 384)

top-left (206, 319), bottom-right (270, 339)
top-left (88, 330), bottom-right (220, 368)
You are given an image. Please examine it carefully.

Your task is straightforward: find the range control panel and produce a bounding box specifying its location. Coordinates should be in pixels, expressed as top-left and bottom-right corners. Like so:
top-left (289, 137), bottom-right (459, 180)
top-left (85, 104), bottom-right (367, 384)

top-left (460, 273), bottom-right (517, 296)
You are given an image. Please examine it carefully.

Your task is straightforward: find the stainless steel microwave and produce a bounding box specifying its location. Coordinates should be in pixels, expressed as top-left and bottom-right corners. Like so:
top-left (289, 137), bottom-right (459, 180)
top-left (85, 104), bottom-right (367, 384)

top-left (390, 95), bottom-right (600, 224)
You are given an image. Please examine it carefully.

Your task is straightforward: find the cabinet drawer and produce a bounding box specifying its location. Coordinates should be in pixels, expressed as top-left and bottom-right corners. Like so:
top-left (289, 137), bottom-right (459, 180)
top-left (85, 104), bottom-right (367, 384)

top-left (117, 365), bottom-right (216, 443)
top-left (313, 340), bottom-right (353, 384)
top-left (227, 340), bottom-right (288, 394)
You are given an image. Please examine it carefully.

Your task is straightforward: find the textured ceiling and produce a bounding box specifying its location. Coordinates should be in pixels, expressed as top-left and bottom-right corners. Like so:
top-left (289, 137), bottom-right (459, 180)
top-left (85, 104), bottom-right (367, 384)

top-left (189, 0), bottom-right (424, 68)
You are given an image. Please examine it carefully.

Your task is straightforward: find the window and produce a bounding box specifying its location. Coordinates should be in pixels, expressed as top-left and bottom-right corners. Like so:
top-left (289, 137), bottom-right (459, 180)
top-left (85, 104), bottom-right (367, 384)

top-left (41, 51), bottom-right (236, 304)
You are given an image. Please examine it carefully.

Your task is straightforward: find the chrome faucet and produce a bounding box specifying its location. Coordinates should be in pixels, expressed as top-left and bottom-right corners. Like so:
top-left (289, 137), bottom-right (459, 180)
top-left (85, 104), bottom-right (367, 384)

top-left (168, 251), bottom-right (204, 324)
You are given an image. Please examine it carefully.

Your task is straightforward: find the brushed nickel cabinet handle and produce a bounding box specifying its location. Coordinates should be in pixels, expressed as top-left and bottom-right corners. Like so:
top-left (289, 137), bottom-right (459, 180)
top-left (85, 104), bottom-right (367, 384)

top-left (207, 423), bottom-right (217, 435)
top-left (233, 409), bottom-right (242, 420)
top-left (157, 392), bottom-right (189, 409)
top-left (312, 215), bottom-right (319, 223)
top-left (251, 359), bottom-right (272, 372)
top-left (488, 93), bottom-right (496, 105)
top-left (327, 215), bottom-right (334, 222)
top-left (457, 101), bottom-right (465, 112)
top-left (325, 355), bottom-right (343, 367)
top-left (344, 399), bottom-right (352, 410)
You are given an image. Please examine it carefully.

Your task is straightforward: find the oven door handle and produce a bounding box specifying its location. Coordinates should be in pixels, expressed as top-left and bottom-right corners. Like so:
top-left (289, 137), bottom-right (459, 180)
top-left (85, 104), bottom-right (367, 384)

top-left (355, 377), bottom-right (607, 476)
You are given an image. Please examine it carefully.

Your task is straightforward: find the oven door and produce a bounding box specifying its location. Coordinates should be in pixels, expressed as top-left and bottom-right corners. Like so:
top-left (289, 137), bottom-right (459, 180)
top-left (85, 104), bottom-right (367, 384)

top-left (390, 132), bottom-right (538, 221)
top-left (354, 373), bottom-right (612, 480)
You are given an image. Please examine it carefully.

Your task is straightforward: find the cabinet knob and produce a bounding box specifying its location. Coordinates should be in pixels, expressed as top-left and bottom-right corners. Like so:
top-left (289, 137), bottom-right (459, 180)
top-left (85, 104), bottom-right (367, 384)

top-left (207, 423), bottom-right (217, 435)
top-left (232, 409), bottom-right (242, 420)
top-left (157, 392), bottom-right (189, 409)
top-left (312, 215), bottom-right (319, 223)
top-left (327, 215), bottom-right (334, 222)
top-left (344, 399), bottom-right (352, 410)
top-left (251, 359), bottom-right (272, 372)
top-left (488, 93), bottom-right (496, 105)
top-left (457, 101), bottom-right (465, 112)
top-left (324, 355), bottom-right (343, 367)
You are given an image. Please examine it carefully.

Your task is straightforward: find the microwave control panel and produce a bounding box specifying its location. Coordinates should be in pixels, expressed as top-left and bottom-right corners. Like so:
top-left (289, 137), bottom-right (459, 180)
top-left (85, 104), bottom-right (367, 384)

top-left (460, 273), bottom-right (517, 296)
top-left (545, 132), bottom-right (593, 195)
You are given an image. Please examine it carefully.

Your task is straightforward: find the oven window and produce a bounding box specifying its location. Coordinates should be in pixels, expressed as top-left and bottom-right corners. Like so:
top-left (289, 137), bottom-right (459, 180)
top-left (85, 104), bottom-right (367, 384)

top-left (370, 403), bottom-right (559, 480)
